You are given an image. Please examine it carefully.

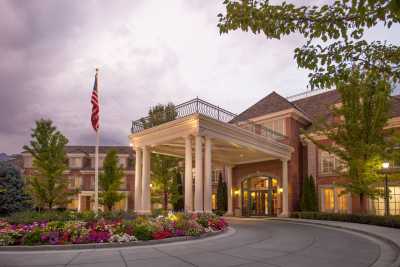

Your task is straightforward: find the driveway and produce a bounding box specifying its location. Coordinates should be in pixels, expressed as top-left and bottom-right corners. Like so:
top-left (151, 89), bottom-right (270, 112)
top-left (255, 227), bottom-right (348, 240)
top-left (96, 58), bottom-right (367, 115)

top-left (0, 218), bottom-right (395, 267)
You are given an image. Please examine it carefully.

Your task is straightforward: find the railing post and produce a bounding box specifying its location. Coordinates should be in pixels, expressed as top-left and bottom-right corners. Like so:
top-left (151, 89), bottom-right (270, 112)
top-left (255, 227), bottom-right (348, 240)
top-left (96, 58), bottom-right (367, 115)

top-left (217, 106), bottom-right (220, 120)
top-left (196, 97), bottom-right (199, 113)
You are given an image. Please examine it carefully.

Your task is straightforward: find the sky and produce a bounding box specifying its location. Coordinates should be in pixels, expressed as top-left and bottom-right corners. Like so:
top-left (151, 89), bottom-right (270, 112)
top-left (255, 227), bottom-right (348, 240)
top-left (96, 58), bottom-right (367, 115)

top-left (1, 0), bottom-right (399, 154)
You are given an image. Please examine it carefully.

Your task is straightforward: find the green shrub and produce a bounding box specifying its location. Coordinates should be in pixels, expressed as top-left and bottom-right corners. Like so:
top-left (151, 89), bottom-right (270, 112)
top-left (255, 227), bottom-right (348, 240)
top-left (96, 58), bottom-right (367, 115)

top-left (134, 223), bottom-right (154, 240)
top-left (290, 212), bottom-right (400, 228)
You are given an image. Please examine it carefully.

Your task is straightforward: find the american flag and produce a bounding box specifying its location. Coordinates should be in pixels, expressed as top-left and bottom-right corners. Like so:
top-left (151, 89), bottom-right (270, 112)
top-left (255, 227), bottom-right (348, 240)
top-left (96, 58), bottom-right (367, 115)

top-left (91, 69), bottom-right (99, 131)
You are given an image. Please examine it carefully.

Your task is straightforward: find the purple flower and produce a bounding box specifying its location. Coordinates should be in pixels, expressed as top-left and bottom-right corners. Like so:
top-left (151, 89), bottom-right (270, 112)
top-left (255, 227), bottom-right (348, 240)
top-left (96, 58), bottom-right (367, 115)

top-left (175, 229), bottom-right (185, 236)
top-left (48, 232), bottom-right (59, 245)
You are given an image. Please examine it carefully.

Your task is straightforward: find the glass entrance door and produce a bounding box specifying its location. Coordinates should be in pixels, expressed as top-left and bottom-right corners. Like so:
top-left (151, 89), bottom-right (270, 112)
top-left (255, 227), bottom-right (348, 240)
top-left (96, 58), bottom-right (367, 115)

top-left (241, 177), bottom-right (278, 216)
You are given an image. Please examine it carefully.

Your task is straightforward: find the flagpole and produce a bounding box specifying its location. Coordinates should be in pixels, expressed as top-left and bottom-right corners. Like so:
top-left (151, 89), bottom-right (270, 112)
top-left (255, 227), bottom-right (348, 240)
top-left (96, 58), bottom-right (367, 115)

top-left (94, 68), bottom-right (99, 214)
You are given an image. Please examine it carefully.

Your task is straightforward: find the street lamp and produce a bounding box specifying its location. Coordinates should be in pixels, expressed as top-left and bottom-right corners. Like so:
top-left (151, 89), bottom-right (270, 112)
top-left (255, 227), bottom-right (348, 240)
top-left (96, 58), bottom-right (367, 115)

top-left (382, 162), bottom-right (390, 216)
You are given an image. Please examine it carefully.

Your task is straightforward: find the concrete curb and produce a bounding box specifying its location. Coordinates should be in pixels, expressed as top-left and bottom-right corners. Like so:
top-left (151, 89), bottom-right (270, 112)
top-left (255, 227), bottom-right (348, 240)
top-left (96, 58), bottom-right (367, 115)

top-left (271, 218), bottom-right (400, 267)
top-left (0, 228), bottom-right (230, 252)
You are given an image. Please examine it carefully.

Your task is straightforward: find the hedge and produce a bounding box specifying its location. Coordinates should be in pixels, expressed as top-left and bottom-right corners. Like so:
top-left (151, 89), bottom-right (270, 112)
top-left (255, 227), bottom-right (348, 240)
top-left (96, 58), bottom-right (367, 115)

top-left (290, 212), bottom-right (400, 228)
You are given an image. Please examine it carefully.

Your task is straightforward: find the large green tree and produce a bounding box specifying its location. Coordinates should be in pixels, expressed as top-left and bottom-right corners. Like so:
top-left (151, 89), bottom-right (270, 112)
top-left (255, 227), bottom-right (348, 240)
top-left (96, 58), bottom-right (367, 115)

top-left (0, 161), bottom-right (31, 215)
top-left (151, 154), bottom-right (181, 210)
top-left (142, 103), bottom-right (182, 211)
top-left (218, 0), bottom-right (400, 89)
top-left (305, 70), bottom-right (393, 212)
top-left (99, 150), bottom-right (125, 211)
top-left (23, 119), bottom-right (75, 210)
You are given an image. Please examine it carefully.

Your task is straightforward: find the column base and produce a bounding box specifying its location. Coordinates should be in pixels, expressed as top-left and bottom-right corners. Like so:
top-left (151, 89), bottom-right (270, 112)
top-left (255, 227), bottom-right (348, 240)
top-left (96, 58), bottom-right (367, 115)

top-left (278, 212), bottom-right (289, 218)
top-left (225, 211), bottom-right (233, 216)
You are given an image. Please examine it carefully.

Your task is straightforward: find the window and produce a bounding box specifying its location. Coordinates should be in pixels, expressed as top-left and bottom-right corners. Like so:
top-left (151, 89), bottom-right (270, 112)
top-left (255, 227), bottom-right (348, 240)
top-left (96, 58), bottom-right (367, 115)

top-left (320, 151), bottom-right (335, 175)
top-left (69, 157), bottom-right (82, 169)
top-left (320, 186), bottom-right (350, 213)
top-left (118, 157), bottom-right (127, 168)
top-left (262, 119), bottom-right (285, 135)
top-left (371, 186), bottom-right (400, 215)
top-left (336, 188), bottom-right (349, 213)
top-left (322, 188), bottom-right (334, 212)
top-left (119, 177), bottom-right (127, 190)
top-left (91, 156), bottom-right (105, 169)
top-left (67, 196), bottom-right (79, 210)
top-left (68, 176), bottom-right (82, 189)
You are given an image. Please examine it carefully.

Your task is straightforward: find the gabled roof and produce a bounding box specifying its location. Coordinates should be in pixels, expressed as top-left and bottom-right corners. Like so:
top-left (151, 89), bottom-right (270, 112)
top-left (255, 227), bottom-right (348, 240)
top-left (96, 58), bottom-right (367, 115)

top-left (232, 90), bottom-right (400, 124)
top-left (231, 91), bottom-right (298, 123)
top-left (291, 90), bottom-right (341, 121)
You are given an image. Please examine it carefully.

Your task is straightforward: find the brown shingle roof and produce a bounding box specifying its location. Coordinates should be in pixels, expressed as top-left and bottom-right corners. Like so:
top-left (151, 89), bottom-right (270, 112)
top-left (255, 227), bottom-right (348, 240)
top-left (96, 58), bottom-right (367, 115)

top-left (232, 90), bottom-right (400, 123)
top-left (231, 91), bottom-right (297, 123)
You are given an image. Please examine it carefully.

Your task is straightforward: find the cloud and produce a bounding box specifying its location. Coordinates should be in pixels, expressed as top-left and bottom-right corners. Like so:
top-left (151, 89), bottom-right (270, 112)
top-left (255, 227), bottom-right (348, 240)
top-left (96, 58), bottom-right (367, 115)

top-left (1, 0), bottom-right (398, 154)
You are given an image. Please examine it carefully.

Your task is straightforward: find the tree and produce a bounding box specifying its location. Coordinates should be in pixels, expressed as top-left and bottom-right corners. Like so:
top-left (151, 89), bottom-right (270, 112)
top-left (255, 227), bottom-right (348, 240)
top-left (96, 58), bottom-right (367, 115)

top-left (151, 154), bottom-right (181, 211)
top-left (141, 103), bottom-right (183, 211)
top-left (23, 119), bottom-right (75, 210)
top-left (217, 173), bottom-right (227, 212)
top-left (305, 70), bottom-right (393, 212)
top-left (218, 0), bottom-right (400, 89)
top-left (0, 161), bottom-right (31, 215)
top-left (99, 150), bottom-right (125, 211)
top-left (300, 175), bottom-right (318, 212)
top-left (141, 103), bottom-right (178, 129)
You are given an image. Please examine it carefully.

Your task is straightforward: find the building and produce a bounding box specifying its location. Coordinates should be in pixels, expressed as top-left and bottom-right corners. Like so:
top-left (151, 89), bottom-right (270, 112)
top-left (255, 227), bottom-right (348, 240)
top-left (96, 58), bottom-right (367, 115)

top-left (22, 146), bottom-right (135, 212)
top-left (21, 89), bottom-right (400, 216)
top-left (130, 90), bottom-right (400, 216)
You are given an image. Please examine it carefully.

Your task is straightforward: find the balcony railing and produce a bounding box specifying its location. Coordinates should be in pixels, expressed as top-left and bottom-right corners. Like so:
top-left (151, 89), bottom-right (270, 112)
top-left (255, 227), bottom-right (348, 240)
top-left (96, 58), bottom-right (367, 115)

top-left (131, 98), bottom-right (286, 141)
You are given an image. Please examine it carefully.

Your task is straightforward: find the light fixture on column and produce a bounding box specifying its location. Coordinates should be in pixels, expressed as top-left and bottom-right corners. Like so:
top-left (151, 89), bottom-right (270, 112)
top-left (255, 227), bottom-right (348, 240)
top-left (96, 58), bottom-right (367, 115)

top-left (278, 187), bottom-right (283, 193)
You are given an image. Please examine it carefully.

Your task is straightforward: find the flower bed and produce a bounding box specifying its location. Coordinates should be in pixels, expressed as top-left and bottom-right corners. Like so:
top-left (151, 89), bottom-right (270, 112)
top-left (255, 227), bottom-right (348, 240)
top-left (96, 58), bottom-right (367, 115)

top-left (0, 212), bottom-right (228, 246)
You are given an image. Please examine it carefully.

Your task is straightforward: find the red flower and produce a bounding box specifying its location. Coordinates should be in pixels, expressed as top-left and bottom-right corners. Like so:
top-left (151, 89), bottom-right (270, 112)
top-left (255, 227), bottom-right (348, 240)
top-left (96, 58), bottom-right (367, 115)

top-left (152, 230), bottom-right (173, 240)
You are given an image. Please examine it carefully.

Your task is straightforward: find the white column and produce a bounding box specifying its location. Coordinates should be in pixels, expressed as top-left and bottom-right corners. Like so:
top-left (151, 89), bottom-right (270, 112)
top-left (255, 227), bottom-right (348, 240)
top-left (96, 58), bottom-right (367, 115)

top-left (204, 136), bottom-right (212, 213)
top-left (141, 146), bottom-right (151, 214)
top-left (281, 159), bottom-right (289, 217)
top-left (184, 136), bottom-right (193, 212)
top-left (134, 147), bottom-right (142, 212)
top-left (225, 165), bottom-right (233, 216)
top-left (194, 135), bottom-right (204, 213)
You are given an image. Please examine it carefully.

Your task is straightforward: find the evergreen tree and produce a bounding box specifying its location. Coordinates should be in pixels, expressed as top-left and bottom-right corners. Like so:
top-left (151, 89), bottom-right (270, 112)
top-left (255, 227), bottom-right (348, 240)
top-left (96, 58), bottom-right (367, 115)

top-left (300, 176), bottom-right (318, 212)
top-left (172, 172), bottom-right (184, 211)
top-left (216, 173), bottom-right (227, 212)
top-left (305, 70), bottom-right (393, 212)
top-left (23, 119), bottom-right (75, 210)
top-left (0, 161), bottom-right (31, 215)
top-left (218, 0), bottom-right (400, 89)
top-left (99, 150), bottom-right (125, 211)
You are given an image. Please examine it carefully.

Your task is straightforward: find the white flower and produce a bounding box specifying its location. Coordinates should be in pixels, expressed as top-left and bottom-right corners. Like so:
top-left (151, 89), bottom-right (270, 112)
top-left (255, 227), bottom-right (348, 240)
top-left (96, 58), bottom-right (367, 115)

top-left (109, 233), bottom-right (138, 243)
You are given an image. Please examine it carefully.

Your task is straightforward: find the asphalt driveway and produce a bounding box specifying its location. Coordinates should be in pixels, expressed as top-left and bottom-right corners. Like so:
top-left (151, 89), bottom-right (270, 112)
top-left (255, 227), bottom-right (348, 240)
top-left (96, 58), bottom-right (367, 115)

top-left (0, 218), bottom-right (395, 267)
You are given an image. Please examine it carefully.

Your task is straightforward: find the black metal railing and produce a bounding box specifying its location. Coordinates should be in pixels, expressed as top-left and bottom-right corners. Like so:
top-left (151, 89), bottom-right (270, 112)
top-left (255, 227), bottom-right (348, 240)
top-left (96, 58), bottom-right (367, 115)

top-left (131, 98), bottom-right (286, 141)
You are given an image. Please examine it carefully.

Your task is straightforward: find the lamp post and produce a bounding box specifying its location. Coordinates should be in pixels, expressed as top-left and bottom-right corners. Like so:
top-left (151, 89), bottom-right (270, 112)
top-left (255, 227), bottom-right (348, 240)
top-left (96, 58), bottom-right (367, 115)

top-left (382, 162), bottom-right (390, 216)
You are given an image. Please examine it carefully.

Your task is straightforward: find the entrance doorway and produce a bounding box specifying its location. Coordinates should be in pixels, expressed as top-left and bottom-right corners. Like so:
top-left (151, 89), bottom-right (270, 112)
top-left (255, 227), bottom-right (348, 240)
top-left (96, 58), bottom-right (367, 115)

top-left (241, 176), bottom-right (278, 216)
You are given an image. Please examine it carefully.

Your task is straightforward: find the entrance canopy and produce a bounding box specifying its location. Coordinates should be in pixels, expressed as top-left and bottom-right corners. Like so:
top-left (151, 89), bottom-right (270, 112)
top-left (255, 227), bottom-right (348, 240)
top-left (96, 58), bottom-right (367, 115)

top-left (128, 98), bottom-right (293, 216)
top-left (130, 98), bottom-right (293, 164)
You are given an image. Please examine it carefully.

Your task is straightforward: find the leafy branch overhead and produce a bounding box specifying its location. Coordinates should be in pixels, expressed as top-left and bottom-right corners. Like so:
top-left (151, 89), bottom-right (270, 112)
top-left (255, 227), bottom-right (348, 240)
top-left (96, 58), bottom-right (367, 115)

top-left (218, 0), bottom-right (400, 89)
